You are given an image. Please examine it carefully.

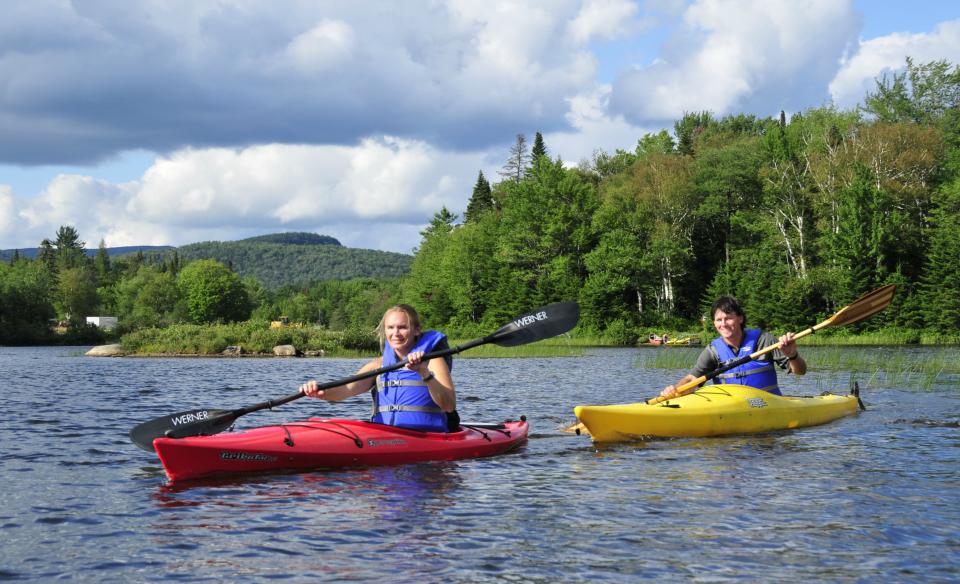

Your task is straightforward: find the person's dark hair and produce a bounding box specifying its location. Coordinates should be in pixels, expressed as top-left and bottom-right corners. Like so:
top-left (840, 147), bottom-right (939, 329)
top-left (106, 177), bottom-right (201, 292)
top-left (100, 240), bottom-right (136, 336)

top-left (711, 296), bottom-right (746, 328)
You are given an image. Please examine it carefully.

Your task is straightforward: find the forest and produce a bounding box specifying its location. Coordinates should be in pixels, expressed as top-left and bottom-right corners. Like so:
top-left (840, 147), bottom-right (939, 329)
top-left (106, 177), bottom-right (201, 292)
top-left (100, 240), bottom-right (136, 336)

top-left (402, 58), bottom-right (960, 343)
top-left (1, 58), bottom-right (957, 347)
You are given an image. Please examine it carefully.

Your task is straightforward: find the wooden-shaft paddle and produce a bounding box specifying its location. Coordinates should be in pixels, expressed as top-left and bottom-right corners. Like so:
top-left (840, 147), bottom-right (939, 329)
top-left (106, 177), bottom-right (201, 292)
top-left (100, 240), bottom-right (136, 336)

top-left (131, 301), bottom-right (580, 451)
top-left (646, 283), bottom-right (896, 405)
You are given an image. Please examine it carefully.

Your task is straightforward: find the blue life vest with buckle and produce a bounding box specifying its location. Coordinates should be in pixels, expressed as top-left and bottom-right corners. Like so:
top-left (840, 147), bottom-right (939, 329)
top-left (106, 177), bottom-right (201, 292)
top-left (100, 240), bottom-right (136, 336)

top-left (371, 330), bottom-right (450, 432)
top-left (711, 328), bottom-right (781, 395)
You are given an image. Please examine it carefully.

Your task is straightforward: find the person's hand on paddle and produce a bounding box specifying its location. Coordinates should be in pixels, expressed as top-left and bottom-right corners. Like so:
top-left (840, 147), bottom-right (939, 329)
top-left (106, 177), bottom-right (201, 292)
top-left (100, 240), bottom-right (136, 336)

top-left (659, 373), bottom-right (697, 400)
top-left (779, 331), bottom-right (798, 358)
top-left (405, 350), bottom-right (431, 378)
top-left (300, 379), bottom-right (326, 399)
top-left (659, 385), bottom-right (679, 400)
top-left (778, 331), bottom-right (807, 374)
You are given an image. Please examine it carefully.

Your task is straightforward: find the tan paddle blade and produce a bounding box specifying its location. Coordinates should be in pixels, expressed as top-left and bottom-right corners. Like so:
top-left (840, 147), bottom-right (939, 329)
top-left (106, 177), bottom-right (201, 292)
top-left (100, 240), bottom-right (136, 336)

top-left (562, 421), bottom-right (588, 434)
top-left (816, 283), bottom-right (897, 330)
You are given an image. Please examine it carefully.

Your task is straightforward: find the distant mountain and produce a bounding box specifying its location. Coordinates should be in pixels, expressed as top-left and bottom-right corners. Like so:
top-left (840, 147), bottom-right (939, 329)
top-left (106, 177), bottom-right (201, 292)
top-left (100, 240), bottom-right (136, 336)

top-left (0, 245), bottom-right (173, 261)
top-left (2, 232), bottom-right (412, 288)
top-left (147, 232), bottom-right (411, 288)
top-left (241, 232), bottom-right (341, 246)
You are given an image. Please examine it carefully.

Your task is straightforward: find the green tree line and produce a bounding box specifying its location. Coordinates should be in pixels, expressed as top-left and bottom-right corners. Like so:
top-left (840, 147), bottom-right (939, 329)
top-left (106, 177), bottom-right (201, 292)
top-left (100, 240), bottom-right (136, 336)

top-left (0, 226), bottom-right (402, 345)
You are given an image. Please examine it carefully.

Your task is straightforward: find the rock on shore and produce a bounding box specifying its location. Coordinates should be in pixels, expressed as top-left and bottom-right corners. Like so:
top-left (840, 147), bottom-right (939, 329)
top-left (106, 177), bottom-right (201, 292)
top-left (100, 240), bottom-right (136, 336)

top-left (86, 344), bottom-right (126, 357)
top-left (273, 344), bottom-right (299, 356)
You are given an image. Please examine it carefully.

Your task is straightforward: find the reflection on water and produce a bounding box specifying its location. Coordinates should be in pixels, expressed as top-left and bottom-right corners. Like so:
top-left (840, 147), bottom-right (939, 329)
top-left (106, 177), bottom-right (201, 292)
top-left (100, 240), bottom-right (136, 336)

top-left (1, 346), bottom-right (958, 582)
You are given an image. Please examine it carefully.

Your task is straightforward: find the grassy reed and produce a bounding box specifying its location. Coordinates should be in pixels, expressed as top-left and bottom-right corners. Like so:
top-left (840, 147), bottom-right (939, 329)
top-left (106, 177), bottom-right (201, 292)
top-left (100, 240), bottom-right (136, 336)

top-left (636, 328), bottom-right (960, 346)
top-left (634, 345), bottom-right (960, 391)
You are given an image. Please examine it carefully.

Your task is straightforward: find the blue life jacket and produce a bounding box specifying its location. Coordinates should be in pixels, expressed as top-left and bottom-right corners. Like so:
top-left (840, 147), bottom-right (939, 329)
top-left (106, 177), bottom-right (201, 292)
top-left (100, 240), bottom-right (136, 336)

top-left (711, 328), bottom-right (781, 395)
top-left (371, 330), bottom-right (450, 432)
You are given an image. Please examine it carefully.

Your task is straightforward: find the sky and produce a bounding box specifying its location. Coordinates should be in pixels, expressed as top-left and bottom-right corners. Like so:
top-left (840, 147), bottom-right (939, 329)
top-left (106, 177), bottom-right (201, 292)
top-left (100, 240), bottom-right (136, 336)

top-left (1, 0), bottom-right (958, 255)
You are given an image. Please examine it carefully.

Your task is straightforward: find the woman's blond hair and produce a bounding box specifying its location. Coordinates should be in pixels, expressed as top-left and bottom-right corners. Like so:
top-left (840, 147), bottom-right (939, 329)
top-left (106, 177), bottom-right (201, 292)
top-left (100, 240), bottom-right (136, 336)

top-left (376, 304), bottom-right (422, 347)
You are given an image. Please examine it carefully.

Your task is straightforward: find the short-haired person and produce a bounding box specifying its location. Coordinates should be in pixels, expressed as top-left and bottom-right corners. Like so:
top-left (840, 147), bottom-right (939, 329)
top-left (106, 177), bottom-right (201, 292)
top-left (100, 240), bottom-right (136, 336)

top-left (299, 304), bottom-right (458, 432)
top-left (660, 296), bottom-right (806, 400)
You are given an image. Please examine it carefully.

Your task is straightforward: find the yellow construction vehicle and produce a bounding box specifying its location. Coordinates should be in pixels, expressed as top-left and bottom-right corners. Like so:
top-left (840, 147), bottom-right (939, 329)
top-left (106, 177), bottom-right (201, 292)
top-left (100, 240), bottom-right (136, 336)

top-left (270, 316), bottom-right (304, 329)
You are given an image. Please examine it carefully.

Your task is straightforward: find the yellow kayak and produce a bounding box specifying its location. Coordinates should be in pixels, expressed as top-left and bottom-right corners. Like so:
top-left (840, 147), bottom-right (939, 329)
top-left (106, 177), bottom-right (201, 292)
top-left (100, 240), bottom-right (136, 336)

top-left (573, 384), bottom-right (862, 443)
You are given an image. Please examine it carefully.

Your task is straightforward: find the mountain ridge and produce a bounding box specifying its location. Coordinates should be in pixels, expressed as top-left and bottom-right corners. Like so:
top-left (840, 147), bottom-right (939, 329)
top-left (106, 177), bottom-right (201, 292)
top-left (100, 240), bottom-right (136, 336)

top-left (1, 232), bottom-right (412, 288)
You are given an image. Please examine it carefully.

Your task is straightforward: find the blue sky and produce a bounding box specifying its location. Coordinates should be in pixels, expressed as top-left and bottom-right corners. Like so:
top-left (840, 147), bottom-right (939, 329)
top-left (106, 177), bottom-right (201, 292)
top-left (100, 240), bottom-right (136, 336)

top-left (1, 0), bottom-right (958, 254)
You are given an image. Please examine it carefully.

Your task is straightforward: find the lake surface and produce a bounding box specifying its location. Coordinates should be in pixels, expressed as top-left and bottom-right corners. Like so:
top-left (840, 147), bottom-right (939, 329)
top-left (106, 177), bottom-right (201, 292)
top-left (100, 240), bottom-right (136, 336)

top-left (2, 346), bottom-right (958, 582)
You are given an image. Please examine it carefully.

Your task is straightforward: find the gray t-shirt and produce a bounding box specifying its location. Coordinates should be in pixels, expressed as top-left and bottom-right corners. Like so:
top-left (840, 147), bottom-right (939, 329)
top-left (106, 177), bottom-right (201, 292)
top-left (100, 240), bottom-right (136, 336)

top-left (690, 330), bottom-right (792, 378)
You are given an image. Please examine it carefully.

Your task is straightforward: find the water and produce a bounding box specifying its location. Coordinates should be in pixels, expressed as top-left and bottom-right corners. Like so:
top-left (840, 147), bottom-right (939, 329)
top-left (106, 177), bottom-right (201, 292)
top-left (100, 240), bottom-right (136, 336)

top-left (2, 346), bottom-right (958, 582)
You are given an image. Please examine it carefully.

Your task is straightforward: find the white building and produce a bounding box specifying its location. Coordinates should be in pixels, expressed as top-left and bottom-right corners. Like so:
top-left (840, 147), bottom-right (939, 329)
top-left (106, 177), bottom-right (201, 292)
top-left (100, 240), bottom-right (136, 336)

top-left (86, 316), bottom-right (119, 330)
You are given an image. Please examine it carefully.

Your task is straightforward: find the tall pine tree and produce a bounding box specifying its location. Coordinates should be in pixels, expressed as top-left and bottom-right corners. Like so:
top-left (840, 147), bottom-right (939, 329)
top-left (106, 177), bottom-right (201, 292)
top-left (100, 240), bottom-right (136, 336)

top-left (464, 171), bottom-right (494, 222)
top-left (531, 132), bottom-right (547, 161)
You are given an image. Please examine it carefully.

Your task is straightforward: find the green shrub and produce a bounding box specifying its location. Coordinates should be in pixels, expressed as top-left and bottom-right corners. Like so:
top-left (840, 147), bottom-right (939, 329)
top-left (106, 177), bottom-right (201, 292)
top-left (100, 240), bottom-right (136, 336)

top-left (602, 319), bottom-right (637, 346)
top-left (340, 326), bottom-right (379, 352)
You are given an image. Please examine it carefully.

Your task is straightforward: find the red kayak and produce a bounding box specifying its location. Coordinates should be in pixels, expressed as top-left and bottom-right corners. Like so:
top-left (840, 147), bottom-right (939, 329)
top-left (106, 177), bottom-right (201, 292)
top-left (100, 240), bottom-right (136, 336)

top-left (153, 418), bottom-right (528, 482)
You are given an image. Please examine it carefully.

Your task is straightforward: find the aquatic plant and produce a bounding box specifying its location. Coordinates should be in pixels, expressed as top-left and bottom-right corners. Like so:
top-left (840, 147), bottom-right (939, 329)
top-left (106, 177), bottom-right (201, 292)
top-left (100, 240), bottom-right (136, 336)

top-left (634, 346), bottom-right (960, 391)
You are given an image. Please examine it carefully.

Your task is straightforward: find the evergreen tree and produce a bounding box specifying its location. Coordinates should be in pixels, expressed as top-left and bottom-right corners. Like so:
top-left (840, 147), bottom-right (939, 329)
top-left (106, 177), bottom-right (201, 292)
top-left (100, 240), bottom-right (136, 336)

top-left (820, 164), bottom-right (891, 307)
top-left (422, 207), bottom-right (458, 238)
top-left (464, 171), bottom-right (494, 223)
top-left (37, 239), bottom-right (57, 273)
top-left (54, 225), bottom-right (86, 270)
top-left (918, 182), bottom-right (960, 330)
top-left (531, 131), bottom-right (547, 161)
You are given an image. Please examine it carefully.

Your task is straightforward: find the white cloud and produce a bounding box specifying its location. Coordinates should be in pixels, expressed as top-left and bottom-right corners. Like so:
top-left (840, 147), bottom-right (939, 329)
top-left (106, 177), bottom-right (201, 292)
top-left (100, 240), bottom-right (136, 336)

top-left (285, 19), bottom-right (356, 73)
top-left (0, 186), bottom-right (17, 239)
top-left (19, 175), bottom-right (137, 239)
top-left (829, 20), bottom-right (960, 109)
top-left (609, 0), bottom-right (860, 123)
top-left (568, 0), bottom-right (641, 44)
top-left (547, 84), bottom-right (655, 165)
top-left (4, 139), bottom-right (486, 253)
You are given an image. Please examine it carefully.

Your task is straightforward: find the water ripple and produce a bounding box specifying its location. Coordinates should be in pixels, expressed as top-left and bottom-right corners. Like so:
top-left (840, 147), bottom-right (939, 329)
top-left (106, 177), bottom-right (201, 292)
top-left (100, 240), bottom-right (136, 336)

top-left (2, 347), bottom-right (959, 582)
